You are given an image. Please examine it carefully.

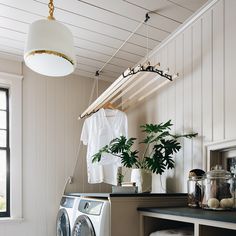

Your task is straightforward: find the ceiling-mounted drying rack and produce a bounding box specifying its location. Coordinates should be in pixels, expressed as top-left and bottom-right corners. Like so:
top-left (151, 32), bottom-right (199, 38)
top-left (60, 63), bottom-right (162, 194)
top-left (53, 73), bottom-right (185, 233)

top-left (122, 61), bottom-right (173, 81)
top-left (78, 13), bottom-right (179, 120)
top-left (78, 62), bottom-right (179, 119)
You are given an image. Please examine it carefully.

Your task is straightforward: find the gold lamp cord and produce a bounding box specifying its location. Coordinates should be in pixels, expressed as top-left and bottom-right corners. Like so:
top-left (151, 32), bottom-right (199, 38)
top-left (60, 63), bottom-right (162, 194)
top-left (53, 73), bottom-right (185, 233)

top-left (48, 0), bottom-right (55, 20)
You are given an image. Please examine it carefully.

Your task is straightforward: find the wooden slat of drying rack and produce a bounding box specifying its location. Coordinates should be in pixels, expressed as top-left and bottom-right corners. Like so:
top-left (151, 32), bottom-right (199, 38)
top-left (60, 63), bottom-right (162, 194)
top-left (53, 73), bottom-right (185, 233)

top-left (79, 66), bottom-right (179, 119)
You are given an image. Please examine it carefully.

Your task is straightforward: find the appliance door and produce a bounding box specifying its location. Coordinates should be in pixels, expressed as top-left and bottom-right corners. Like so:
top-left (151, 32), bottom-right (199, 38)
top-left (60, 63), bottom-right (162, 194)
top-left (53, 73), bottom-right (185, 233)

top-left (56, 209), bottom-right (71, 236)
top-left (72, 215), bottom-right (95, 236)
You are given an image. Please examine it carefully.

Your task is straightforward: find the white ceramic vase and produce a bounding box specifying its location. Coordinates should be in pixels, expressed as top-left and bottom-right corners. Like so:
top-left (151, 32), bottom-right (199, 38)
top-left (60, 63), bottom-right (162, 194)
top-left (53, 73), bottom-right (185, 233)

top-left (131, 168), bottom-right (152, 193)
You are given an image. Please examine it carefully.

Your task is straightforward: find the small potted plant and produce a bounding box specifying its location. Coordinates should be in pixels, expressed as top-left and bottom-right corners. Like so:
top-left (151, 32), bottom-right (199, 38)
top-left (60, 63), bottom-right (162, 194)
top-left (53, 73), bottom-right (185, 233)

top-left (92, 120), bottom-right (197, 192)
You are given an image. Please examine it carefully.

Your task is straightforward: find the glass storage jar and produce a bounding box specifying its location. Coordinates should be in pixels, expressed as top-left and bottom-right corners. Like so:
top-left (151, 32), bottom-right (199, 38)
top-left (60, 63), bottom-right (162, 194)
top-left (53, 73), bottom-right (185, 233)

top-left (188, 176), bottom-right (203, 208)
top-left (202, 165), bottom-right (235, 210)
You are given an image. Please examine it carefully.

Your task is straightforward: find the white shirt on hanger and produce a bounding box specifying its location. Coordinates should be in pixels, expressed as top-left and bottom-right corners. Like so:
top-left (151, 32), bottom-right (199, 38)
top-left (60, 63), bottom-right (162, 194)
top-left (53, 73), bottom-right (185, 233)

top-left (81, 108), bottom-right (128, 185)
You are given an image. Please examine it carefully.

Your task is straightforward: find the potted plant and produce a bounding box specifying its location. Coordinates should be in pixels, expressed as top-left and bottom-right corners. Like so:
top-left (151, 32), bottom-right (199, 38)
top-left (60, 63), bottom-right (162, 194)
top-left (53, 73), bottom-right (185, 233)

top-left (92, 120), bottom-right (197, 192)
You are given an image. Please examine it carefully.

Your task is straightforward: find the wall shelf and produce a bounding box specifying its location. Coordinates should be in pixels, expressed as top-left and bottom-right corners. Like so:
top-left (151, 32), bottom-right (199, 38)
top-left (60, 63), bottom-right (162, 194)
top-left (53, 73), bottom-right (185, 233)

top-left (138, 207), bottom-right (236, 236)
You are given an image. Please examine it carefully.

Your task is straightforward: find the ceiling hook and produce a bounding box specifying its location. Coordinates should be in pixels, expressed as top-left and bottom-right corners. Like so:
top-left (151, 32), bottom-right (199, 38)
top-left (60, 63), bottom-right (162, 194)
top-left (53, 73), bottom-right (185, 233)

top-left (95, 70), bottom-right (100, 76)
top-left (145, 13), bottom-right (150, 23)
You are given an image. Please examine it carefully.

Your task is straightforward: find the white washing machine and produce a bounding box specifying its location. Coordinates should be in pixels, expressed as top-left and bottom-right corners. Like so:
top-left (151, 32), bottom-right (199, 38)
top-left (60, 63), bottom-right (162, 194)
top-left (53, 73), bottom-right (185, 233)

top-left (72, 198), bottom-right (110, 236)
top-left (56, 195), bottom-right (81, 236)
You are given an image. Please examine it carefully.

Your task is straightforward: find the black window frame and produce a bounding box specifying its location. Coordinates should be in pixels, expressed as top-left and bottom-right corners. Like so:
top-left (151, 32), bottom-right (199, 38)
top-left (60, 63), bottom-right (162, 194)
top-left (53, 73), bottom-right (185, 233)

top-left (0, 87), bottom-right (10, 217)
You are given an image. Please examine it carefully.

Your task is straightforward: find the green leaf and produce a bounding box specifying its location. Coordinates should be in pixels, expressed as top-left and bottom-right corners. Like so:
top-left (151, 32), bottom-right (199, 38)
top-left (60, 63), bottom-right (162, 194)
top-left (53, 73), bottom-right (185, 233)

top-left (126, 137), bottom-right (137, 149)
top-left (121, 150), bottom-right (139, 168)
top-left (171, 132), bottom-right (198, 139)
top-left (165, 157), bottom-right (175, 169)
top-left (145, 155), bottom-right (166, 175)
top-left (92, 152), bottom-right (102, 163)
top-left (109, 136), bottom-right (126, 153)
top-left (140, 120), bottom-right (173, 134)
top-left (92, 144), bottom-right (110, 163)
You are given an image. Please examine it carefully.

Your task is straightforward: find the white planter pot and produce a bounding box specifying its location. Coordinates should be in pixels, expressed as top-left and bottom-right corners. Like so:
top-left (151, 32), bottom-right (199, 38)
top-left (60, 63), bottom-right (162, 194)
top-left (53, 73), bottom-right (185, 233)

top-left (130, 168), bottom-right (152, 193)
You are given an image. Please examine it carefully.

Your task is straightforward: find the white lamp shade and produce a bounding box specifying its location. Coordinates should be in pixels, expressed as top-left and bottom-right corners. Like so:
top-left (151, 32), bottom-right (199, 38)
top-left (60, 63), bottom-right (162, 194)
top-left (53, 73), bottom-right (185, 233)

top-left (24, 19), bottom-right (76, 77)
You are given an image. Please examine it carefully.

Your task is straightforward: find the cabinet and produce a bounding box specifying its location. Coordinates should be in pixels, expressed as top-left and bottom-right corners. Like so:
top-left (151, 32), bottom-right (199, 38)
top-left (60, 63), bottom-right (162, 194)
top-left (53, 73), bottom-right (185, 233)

top-left (78, 193), bottom-right (187, 236)
top-left (138, 207), bottom-right (236, 236)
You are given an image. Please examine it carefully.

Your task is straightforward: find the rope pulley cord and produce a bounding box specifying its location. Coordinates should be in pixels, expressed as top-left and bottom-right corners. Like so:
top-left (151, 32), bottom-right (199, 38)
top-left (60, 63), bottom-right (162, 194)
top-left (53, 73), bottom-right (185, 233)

top-left (63, 75), bottom-right (99, 194)
top-left (63, 13), bottom-right (151, 194)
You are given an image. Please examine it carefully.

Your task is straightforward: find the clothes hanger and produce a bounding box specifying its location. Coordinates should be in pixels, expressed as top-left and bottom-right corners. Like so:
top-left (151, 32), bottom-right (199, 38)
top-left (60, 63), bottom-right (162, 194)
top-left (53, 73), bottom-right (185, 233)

top-left (80, 103), bottom-right (119, 119)
top-left (102, 102), bottom-right (116, 110)
top-left (102, 102), bottom-right (119, 117)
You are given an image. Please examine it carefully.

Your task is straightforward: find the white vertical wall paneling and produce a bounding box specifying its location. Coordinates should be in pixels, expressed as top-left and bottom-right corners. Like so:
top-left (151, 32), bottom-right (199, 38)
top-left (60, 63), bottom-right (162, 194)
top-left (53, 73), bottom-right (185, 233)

top-left (152, 49), bottom-right (164, 193)
top-left (225, 0), bottom-right (236, 139)
top-left (64, 78), bottom-right (84, 193)
top-left (183, 27), bottom-right (193, 190)
top-left (144, 54), bottom-right (157, 123)
top-left (0, 58), bottom-right (22, 75)
top-left (192, 20), bottom-right (202, 169)
top-left (74, 79), bottom-right (86, 191)
top-left (1, 65), bottom-right (111, 236)
top-left (54, 80), bottom-right (66, 201)
top-left (148, 54), bottom-right (158, 123)
top-left (151, 52), bottom-right (164, 192)
top-left (212, 0), bottom-right (225, 141)
top-left (46, 78), bottom-right (58, 236)
top-left (126, 0), bottom-right (236, 194)
top-left (64, 79), bottom-right (73, 190)
top-left (159, 47), bottom-right (168, 192)
top-left (156, 49), bottom-right (164, 122)
top-left (202, 10), bottom-right (213, 165)
top-left (22, 68), bottom-right (35, 235)
top-left (126, 0), bottom-right (235, 194)
top-left (174, 34), bottom-right (184, 192)
top-left (36, 74), bottom-right (47, 236)
top-left (39, 77), bottom-right (48, 236)
top-left (161, 47), bottom-right (168, 123)
top-left (166, 40), bottom-right (176, 193)
top-left (67, 79), bottom-right (77, 186)
top-left (66, 81), bottom-right (82, 194)
top-left (153, 51), bottom-right (162, 124)
top-left (31, 97), bottom-right (39, 236)
top-left (54, 79), bottom-right (67, 228)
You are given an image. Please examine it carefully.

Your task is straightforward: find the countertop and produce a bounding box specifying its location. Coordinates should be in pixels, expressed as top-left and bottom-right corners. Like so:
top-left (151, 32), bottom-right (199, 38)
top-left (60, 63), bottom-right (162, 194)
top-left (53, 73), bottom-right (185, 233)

top-left (138, 206), bottom-right (236, 224)
top-left (68, 192), bottom-right (187, 198)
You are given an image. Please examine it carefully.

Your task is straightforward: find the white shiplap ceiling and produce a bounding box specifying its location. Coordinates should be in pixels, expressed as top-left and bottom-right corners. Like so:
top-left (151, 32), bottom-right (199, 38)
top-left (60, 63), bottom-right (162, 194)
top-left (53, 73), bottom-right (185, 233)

top-left (0, 0), bottom-right (208, 82)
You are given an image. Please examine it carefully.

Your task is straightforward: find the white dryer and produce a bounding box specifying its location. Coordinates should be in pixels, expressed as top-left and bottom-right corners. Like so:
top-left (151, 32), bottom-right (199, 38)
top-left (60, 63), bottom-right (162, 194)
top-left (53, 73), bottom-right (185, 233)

top-left (72, 198), bottom-right (110, 236)
top-left (56, 195), bottom-right (81, 236)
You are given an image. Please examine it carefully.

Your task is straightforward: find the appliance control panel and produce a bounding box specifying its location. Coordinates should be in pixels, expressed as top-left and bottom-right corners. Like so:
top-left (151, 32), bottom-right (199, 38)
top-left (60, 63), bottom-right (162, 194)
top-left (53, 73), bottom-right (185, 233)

top-left (79, 199), bottom-right (104, 215)
top-left (60, 196), bottom-right (75, 208)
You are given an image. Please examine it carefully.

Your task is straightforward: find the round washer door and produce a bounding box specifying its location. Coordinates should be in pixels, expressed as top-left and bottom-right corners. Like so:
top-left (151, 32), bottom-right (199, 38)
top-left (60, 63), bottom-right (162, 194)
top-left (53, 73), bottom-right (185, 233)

top-left (56, 208), bottom-right (71, 236)
top-left (72, 215), bottom-right (95, 236)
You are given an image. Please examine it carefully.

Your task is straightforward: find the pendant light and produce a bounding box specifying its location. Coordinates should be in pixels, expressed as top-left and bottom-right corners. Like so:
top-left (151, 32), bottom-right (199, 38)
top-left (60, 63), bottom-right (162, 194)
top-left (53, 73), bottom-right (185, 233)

top-left (24, 0), bottom-right (76, 77)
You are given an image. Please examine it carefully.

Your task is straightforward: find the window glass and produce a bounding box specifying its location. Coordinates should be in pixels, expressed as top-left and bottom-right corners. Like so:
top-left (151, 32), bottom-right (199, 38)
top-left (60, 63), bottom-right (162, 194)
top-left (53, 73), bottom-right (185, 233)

top-left (0, 88), bottom-right (9, 217)
top-left (0, 91), bottom-right (6, 110)
top-left (0, 130), bottom-right (6, 147)
top-left (0, 76), bottom-right (22, 219)
top-left (0, 111), bottom-right (6, 129)
top-left (0, 150), bottom-right (6, 213)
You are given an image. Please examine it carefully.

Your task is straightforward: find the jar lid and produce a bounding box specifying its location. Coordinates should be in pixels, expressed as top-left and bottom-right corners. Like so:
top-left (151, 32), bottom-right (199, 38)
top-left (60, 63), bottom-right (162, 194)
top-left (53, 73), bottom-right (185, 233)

top-left (188, 169), bottom-right (205, 180)
top-left (188, 176), bottom-right (202, 180)
top-left (204, 165), bottom-right (232, 179)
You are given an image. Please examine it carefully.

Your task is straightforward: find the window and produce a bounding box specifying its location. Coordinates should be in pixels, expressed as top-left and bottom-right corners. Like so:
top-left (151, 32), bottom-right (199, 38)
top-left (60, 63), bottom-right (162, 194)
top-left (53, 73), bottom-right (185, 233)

top-left (0, 88), bottom-right (10, 217)
top-left (0, 72), bottom-right (22, 220)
